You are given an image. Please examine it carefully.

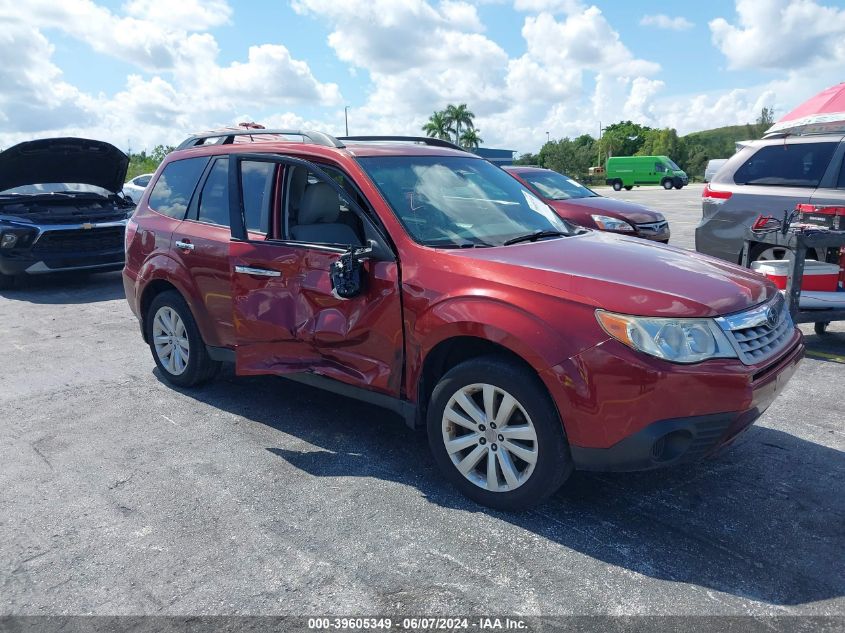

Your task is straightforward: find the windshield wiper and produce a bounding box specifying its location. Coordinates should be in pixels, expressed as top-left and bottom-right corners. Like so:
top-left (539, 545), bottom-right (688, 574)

top-left (503, 230), bottom-right (567, 246)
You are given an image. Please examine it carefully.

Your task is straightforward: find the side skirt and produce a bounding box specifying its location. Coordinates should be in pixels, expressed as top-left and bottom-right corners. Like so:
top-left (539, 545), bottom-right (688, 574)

top-left (205, 345), bottom-right (417, 428)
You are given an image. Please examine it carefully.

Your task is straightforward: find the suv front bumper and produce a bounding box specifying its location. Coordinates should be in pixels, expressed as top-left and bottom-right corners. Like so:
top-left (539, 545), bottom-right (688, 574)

top-left (542, 331), bottom-right (804, 472)
top-left (0, 222), bottom-right (126, 276)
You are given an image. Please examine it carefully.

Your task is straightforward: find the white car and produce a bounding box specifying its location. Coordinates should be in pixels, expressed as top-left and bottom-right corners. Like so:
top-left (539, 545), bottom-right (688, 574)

top-left (121, 173), bottom-right (154, 202)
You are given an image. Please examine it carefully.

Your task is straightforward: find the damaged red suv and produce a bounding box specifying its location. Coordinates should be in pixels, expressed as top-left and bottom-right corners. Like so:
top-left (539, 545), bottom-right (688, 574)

top-left (123, 130), bottom-right (804, 510)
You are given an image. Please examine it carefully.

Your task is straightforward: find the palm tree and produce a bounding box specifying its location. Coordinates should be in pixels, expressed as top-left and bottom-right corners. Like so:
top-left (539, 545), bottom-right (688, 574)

top-left (444, 104), bottom-right (475, 146)
top-left (459, 128), bottom-right (483, 149)
top-left (422, 111), bottom-right (453, 141)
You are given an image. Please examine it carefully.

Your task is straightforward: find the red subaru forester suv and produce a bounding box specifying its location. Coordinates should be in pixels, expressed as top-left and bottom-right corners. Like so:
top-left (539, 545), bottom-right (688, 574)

top-left (123, 129), bottom-right (804, 510)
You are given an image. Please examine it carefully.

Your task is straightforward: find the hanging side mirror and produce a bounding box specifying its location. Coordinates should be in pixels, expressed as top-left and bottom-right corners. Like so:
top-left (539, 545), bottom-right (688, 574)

top-left (330, 240), bottom-right (374, 298)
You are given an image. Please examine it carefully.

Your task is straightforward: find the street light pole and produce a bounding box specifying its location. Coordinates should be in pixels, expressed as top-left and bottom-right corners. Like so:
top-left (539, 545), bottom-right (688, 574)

top-left (344, 106), bottom-right (349, 136)
top-left (546, 131), bottom-right (550, 144)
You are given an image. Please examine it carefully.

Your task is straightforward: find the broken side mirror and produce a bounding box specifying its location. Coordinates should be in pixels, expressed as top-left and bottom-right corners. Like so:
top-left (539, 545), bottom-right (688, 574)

top-left (330, 240), bottom-right (374, 299)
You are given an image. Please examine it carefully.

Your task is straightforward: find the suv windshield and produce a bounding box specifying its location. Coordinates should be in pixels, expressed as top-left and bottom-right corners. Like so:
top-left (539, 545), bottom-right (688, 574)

top-left (358, 156), bottom-right (571, 247)
top-left (516, 170), bottom-right (596, 200)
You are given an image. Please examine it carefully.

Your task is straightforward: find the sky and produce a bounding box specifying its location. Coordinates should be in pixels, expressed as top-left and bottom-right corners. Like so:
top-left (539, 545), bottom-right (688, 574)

top-left (0, 0), bottom-right (843, 154)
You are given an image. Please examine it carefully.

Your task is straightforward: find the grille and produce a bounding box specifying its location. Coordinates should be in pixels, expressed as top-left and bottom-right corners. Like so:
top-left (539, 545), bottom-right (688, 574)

top-left (635, 221), bottom-right (669, 233)
top-left (32, 226), bottom-right (125, 253)
top-left (718, 294), bottom-right (794, 365)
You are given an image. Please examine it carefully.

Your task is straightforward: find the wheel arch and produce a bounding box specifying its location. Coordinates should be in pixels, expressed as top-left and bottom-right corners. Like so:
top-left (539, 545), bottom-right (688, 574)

top-left (415, 335), bottom-right (561, 430)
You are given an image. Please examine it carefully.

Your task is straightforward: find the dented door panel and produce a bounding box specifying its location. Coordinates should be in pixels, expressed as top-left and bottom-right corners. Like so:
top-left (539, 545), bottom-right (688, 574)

top-left (230, 240), bottom-right (403, 397)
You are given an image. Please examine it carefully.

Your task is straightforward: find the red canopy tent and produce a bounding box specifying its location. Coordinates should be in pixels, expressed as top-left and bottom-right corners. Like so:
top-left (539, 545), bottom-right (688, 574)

top-left (766, 82), bottom-right (845, 136)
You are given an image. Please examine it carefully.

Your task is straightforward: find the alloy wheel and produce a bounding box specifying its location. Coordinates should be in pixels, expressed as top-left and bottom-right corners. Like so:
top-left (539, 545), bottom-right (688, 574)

top-left (152, 306), bottom-right (190, 376)
top-left (441, 383), bottom-right (538, 492)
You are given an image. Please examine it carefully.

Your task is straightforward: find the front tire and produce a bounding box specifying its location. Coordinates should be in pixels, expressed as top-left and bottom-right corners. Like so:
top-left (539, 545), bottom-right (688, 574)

top-left (146, 290), bottom-right (219, 387)
top-left (624, 185), bottom-right (633, 191)
top-left (427, 356), bottom-right (572, 511)
top-left (612, 180), bottom-right (623, 191)
top-left (662, 179), bottom-right (673, 190)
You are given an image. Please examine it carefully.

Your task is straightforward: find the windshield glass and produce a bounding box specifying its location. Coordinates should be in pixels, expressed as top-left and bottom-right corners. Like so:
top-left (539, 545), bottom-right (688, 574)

top-left (358, 156), bottom-right (571, 247)
top-left (0, 183), bottom-right (112, 196)
top-left (666, 159), bottom-right (681, 171)
top-left (516, 170), bottom-right (596, 200)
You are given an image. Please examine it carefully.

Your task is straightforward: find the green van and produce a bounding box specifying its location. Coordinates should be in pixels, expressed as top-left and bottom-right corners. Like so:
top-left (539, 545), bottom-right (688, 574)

top-left (605, 156), bottom-right (689, 191)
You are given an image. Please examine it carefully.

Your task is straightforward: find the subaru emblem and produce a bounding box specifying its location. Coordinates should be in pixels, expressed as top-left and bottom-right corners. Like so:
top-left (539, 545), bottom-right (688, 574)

top-left (766, 306), bottom-right (779, 328)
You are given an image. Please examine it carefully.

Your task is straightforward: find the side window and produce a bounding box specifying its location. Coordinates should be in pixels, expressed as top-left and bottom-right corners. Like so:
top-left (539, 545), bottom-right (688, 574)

top-left (654, 163), bottom-right (665, 173)
top-left (135, 175), bottom-right (151, 187)
top-left (148, 158), bottom-right (208, 219)
top-left (284, 165), bottom-right (364, 246)
top-left (838, 157), bottom-right (845, 189)
top-left (196, 158), bottom-right (230, 226)
top-left (734, 142), bottom-right (836, 187)
top-left (241, 161), bottom-right (275, 235)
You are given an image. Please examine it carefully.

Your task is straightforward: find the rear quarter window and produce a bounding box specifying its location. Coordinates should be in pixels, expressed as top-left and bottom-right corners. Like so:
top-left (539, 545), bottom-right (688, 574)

top-left (733, 142), bottom-right (836, 188)
top-left (148, 157), bottom-right (208, 219)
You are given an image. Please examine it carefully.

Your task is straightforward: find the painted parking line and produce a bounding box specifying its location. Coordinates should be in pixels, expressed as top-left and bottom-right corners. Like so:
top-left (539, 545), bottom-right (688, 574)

top-left (805, 349), bottom-right (845, 364)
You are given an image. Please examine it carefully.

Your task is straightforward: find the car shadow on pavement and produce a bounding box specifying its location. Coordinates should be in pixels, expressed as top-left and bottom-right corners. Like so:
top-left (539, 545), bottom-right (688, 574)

top-left (0, 271), bottom-right (125, 304)
top-left (174, 369), bottom-right (845, 609)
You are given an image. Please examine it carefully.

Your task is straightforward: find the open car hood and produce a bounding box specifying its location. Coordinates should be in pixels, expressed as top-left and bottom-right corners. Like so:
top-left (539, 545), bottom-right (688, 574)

top-left (0, 137), bottom-right (129, 194)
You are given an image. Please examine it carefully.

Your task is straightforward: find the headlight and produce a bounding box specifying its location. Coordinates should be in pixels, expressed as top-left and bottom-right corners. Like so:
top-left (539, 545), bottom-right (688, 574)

top-left (596, 310), bottom-right (737, 363)
top-left (590, 214), bottom-right (634, 232)
top-left (1, 233), bottom-right (17, 248)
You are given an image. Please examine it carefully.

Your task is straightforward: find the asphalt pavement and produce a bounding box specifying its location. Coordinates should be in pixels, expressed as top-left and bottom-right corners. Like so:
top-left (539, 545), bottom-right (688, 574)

top-left (1, 184), bottom-right (843, 618)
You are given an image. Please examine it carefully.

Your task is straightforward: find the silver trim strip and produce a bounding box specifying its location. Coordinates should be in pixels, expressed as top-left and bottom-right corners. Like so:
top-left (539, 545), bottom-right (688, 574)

top-left (234, 265), bottom-right (281, 277)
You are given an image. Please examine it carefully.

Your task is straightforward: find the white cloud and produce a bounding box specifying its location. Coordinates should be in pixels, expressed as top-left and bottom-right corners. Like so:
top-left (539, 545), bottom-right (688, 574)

top-left (710, 0), bottom-right (845, 71)
top-left (639, 14), bottom-right (694, 30)
top-left (0, 0), bottom-right (341, 150)
top-left (513, 0), bottom-right (584, 13)
top-left (123, 0), bottom-right (232, 30)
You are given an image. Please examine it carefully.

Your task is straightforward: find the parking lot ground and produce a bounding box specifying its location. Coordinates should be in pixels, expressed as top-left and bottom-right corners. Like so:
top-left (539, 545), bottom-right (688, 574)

top-left (1, 185), bottom-right (843, 617)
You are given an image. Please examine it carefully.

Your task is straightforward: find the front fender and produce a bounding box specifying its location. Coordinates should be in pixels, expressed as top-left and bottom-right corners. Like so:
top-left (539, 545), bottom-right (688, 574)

top-left (406, 294), bottom-right (606, 400)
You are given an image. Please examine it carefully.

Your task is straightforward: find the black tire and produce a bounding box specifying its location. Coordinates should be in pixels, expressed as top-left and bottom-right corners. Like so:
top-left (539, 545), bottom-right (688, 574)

top-left (0, 272), bottom-right (15, 290)
top-left (624, 185), bottom-right (633, 191)
top-left (612, 180), bottom-right (623, 191)
top-left (662, 179), bottom-right (673, 190)
top-left (426, 355), bottom-right (573, 511)
top-left (815, 322), bottom-right (830, 336)
top-left (146, 290), bottom-right (219, 387)
top-left (674, 183), bottom-right (683, 189)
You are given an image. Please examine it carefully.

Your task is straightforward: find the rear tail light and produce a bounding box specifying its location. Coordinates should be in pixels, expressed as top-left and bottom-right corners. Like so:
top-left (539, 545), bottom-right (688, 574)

top-left (124, 218), bottom-right (138, 254)
top-left (702, 184), bottom-right (732, 203)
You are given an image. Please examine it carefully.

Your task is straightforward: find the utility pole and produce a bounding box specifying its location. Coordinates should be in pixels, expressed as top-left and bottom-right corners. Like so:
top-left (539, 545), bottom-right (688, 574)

top-left (546, 131), bottom-right (550, 144)
top-left (344, 106), bottom-right (349, 136)
top-left (597, 121), bottom-right (603, 167)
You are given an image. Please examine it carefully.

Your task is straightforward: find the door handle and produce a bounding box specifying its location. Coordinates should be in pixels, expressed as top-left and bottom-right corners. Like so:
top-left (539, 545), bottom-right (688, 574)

top-left (234, 265), bottom-right (282, 277)
top-left (175, 240), bottom-right (194, 251)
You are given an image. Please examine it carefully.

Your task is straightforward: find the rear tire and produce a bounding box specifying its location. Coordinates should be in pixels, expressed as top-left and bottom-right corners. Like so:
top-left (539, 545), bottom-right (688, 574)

top-left (426, 355), bottom-right (572, 511)
top-left (662, 179), bottom-right (673, 190)
top-left (0, 272), bottom-right (15, 290)
top-left (612, 180), bottom-right (623, 191)
top-left (814, 322), bottom-right (830, 336)
top-left (146, 290), bottom-right (219, 387)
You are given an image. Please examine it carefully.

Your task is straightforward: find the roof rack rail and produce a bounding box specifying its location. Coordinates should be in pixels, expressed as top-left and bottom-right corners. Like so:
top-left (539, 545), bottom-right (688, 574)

top-left (338, 135), bottom-right (465, 151)
top-left (176, 129), bottom-right (345, 151)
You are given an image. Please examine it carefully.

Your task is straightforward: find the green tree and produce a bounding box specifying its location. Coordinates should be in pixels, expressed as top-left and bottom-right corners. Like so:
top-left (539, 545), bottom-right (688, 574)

top-left (443, 103), bottom-right (475, 146)
top-left (459, 128), bottom-right (483, 149)
top-left (422, 111), bottom-right (454, 141)
top-left (600, 121), bottom-right (652, 157)
top-left (513, 152), bottom-right (540, 166)
top-left (757, 106), bottom-right (774, 128)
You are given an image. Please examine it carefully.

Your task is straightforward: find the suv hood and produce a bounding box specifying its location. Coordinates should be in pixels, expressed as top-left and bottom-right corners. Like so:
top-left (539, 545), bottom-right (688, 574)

top-left (456, 231), bottom-right (773, 317)
top-left (0, 138), bottom-right (129, 194)
top-left (551, 197), bottom-right (663, 224)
